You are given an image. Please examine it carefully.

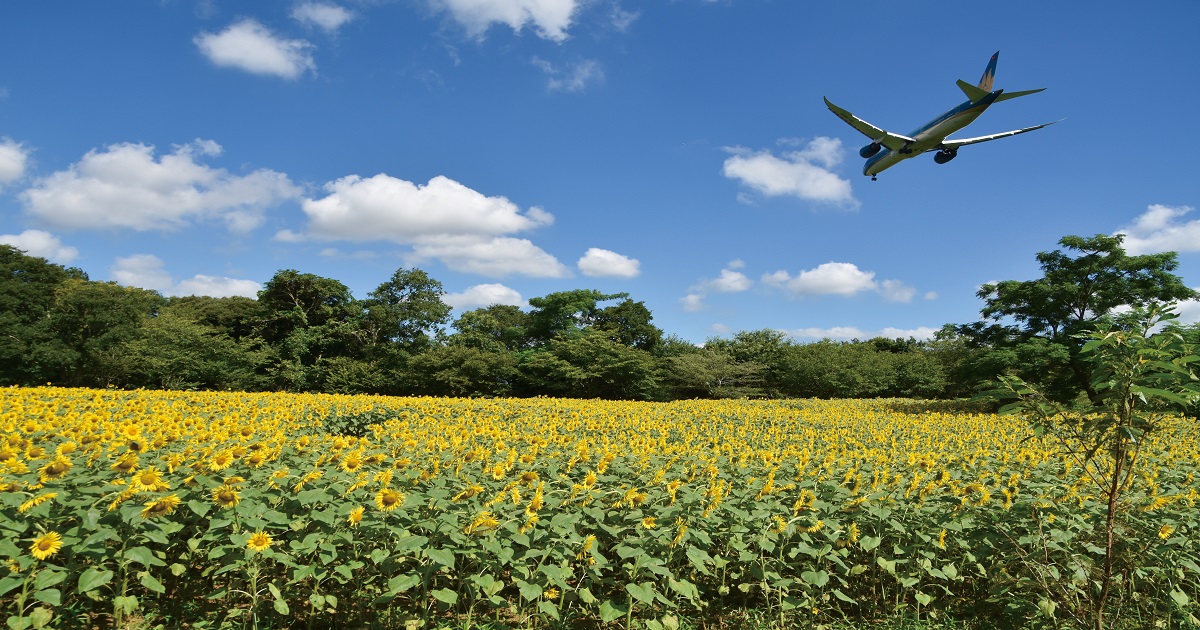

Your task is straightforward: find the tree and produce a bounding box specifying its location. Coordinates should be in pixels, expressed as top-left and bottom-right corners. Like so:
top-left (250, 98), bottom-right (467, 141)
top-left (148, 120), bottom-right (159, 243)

top-left (992, 305), bottom-right (1200, 629)
top-left (0, 245), bottom-right (87, 385)
top-left (705, 329), bottom-right (793, 397)
top-left (120, 307), bottom-right (269, 391)
top-left (256, 270), bottom-right (361, 390)
top-left (525, 289), bottom-right (627, 345)
top-left (664, 349), bottom-right (765, 399)
top-left (33, 279), bottom-right (163, 387)
top-left (450, 305), bottom-right (529, 351)
top-left (965, 234), bottom-right (1197, 400)
top-left (360, 267), bottom-right (451, 353)
top-left (517, 329), bottom-right (659, 400)
top-left (592, 298), bottom-right (663, 352)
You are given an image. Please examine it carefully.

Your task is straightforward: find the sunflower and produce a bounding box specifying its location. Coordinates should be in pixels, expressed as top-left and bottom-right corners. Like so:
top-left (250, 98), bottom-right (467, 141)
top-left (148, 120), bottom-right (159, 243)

top-left (212, 484), bottom-right (241, 509)
top-left (209, 451), bottom-right (234, 472)
top-left (347, 505), bottom-right (364, 527)
top-left (246, 531), bottom-right (273, 553)
top-left (641, 516), bottom-right (657, 529)
top-left (140, 494), bottom-right (181, 519)
top-left (29, 531), bottom-right (63, 561)
top-left (132, 467), bottom-right (169, 492)
top-left (111, 454), bottom-right (139, 474)
top-left (18, 492), bottom-right (57, 514)
top-left (375, 488), bottom-right (404, 512)
top-left (38, 456), bottom-right (72, 483)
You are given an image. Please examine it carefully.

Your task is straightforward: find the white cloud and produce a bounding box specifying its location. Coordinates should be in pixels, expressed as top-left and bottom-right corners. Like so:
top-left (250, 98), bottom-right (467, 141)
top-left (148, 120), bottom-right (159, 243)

top-left (1115, 204), bottom-right (1200, 255)
top-left (291, 2), bottom-right (354, 32)
top-left (195, 19), bottom-right (315, 79)
top-left (1175, 293), bottom-right (1200, 325)
top-left (785, 325), bottom-right (938, 341)
top-left (0, 229), bottom-right (78, 264)
top-left (293, 173), bottom-right (567, 277)
top-left (112, 255), bottom-right (174, 293)
top-left (924, 291), bottom-right (938, 300)
top-left (21, 140), bottom-right (300, 233)
top-left (682, 263), bottom-right (752, 312)
top-left (533, 57), bottom-right (604, 92)
top-left (705, 269), bottom-right (752, 292)
top-left (174, 275), bottom-right (263, 298)
top-left (410, 235), bottom-right (569, 277)
top-left (578, 247), bottom-right (639, 278)
top-left (762, 262), bottom-right (877, 297)
top-left (0, 138), bottom-right (29, 189)
top-left (431, 0), bottom-right (578, 41)
top-left (111, 254), bottom-right (260, 298)
top-left (443, 283), bottom-right (526, 309)
top-left (722, 137), bottom-right (857, 207)
top-left (680, 293), bottom-right (706, 312)
top-left (879, 279), bottom-right (917, 303)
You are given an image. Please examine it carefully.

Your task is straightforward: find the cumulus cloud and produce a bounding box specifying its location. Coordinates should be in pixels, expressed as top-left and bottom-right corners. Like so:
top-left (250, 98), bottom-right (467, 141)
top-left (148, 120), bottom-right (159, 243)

top-left (1115, 204), bottom-right (1200, 255)
top-left (578, 247), bottom-right (639, 278)
top-left (195, 19), bottom-right (315, 79)
top-left (291, 2), bottom-right (355, 32)
top-left (532, 57), bottom-right (604, 92)
top-left (0, 138), bottom-right (29, 189)
top-left (785, 325), bottom-right (938, 341)
top-left (680, 293), bottom-right (706, 312)
top-left (879, 279), bottom-right (917, 303)
top-left (681, 262), bottom-right (752, 313)
top-left (111, 254), bottom-right (261, 298)
top-left (0, 229), bottom-right (78, 264)
top-left (762, 262), bottom-right (921, 302)
top-left (21, 140), bottom-right (300, 233)
top-left (431, 0), bottom-right (578, 41)
top-left (762, 262), bottom-right (876, 297)
top-left (443, 283), bottom-right (526, 309)
top-left (1176, 293), bottom-right (1200, 325)
top-left (409, 235), bottom-right (569, 277)
top-left (290, 173), bottom-right (568, 278)
top-left (722, 137), bottom-right (857, 207)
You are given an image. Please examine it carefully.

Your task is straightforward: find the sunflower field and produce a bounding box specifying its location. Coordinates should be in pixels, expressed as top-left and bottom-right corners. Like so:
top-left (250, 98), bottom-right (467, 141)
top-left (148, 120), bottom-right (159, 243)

top-left (1, 386), bottom-right (1197, 629)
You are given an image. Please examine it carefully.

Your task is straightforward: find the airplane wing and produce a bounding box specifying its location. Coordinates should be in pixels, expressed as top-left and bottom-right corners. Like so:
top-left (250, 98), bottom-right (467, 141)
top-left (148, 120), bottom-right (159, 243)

top-left (823, 97), bottom-right (915, 151)
top-left (941, 120), bottom-right (1061, 149)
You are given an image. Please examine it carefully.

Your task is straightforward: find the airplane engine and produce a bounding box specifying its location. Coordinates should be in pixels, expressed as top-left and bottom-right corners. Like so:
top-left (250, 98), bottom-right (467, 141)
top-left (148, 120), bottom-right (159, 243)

top-left (859, 142), bottom-right (882, 159)
top-left (933, 148), bottom-right (958, 164)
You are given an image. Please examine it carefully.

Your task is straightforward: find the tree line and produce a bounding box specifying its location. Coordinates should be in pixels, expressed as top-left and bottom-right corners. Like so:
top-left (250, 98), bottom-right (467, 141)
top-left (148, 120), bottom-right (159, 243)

top-left (2, 234), bottom-right (1196, 403)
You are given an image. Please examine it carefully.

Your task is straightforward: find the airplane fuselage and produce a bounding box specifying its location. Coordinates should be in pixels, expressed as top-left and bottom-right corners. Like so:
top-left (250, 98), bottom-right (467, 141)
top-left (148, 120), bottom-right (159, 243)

top-left (863, 91), bottom-right (1000, 177)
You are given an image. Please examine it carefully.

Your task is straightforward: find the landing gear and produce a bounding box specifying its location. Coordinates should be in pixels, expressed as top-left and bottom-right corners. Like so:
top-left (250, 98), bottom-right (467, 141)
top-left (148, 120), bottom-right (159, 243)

top-left (871, 175), bottom-right (877, 181)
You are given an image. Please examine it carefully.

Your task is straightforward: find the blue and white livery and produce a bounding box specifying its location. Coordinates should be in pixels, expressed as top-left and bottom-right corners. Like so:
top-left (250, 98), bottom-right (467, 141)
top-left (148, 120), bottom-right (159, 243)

top-left (824, 52), bottom-right (1057, 180)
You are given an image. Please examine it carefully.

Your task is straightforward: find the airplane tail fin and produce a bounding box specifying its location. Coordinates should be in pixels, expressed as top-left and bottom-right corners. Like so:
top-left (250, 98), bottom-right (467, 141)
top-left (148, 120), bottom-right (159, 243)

top-left (977, 51), bottom-right (998, 92)
top-left (957, 51), bottom-right (999, 102)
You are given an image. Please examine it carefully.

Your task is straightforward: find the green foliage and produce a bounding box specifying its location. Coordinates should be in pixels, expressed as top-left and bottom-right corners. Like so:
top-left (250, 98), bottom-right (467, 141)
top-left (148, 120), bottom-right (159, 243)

top-left (965, 234), bottom-right (1197, 402)
top-left (989, 304), bottom-right (1200, 629)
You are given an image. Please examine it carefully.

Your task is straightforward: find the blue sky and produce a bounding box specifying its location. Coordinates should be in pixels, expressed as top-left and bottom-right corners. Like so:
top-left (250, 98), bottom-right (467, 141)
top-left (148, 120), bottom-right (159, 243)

top-left (2, 1), bottom-right (1199, 344)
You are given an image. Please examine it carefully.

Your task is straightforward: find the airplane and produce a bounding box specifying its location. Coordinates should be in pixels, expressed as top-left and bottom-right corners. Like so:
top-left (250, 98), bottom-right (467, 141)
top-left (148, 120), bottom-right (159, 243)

top-left (824, 51), bottom-right (1057, 180)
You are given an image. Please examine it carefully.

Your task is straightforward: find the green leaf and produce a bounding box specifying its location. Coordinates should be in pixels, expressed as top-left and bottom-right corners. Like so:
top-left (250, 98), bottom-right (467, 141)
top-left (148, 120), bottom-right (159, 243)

top-left (431, 588), bottom-right (458, 605)
top-left (598, 599), bottom-right (627, 623)
top-left (0, 577), bottom-right (22, 598)
top-left (123, 546), bottom-right (164, 568)
top-left (425, 548), bottom-right (455, 569)
top-left (1170, 588), bottom-right (1190, 607)
top-left (113, 595), bottom-right (138, 615)
top-left (626, 582), bottom-right (655, 605)
top-left (518, 581), bottom-right (543, 602)
top-left (801, 570), bottom-right (829, 588)
top-left (33, 570), bottom-right (65, 590)
top-left (267, 582), bottom-right (283, 601)
top-left (537, 600), bottom-right (560, 620)
top-left (914, 591), bottom-right (933, 606)
top-left (273, 598), bottom-right (290, 615)
top-left (32, 588), bottom-right (60, 606)
top-left (7, 615), bottom-right (32, 630)
top-left (138, 573), bottom-right (165, 594)
top-left (387, 574), bottom-right (420, 594)
top-left (27, 608), bottom-right (51, 630)
top-left (77, 568), bottom-right (113, 594)
top-left (859, 535), bottom-right (881, 552)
